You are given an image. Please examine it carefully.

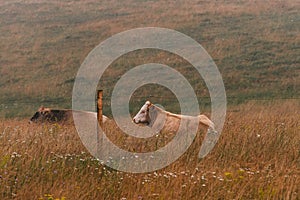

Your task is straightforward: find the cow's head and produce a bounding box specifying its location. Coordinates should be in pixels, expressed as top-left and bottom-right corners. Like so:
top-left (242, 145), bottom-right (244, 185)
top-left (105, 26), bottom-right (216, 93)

top-left (133, 101), bottom-right (154, 125)
top-left (30, 106), bottom-right (52, 123)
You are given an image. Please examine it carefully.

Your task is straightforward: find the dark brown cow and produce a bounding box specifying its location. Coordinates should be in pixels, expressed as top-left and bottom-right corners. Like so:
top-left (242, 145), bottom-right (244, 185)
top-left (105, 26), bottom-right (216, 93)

top-left (30, 106), bottom-right (109, 124)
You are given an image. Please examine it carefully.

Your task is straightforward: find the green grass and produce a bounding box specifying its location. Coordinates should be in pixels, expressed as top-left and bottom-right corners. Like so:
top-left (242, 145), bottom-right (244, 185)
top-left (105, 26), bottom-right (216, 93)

top-left (0, 0), bottom-right (299, 118)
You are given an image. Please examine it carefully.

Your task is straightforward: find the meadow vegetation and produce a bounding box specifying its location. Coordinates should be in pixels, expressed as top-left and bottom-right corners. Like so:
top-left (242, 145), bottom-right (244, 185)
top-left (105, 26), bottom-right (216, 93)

top-left (0, 100), bottom-right (299, 199)
top-left (0, 0), bottom-right (299, 199)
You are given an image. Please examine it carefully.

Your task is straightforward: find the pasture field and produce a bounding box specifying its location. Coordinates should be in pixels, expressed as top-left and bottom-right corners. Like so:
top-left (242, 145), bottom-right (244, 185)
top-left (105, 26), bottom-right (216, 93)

top-left (0, 0), bottom-right (299, 199)
top-left (0, 100), bottom-right (299, 199)
top-left (0, 0), bottom-right (299, 117)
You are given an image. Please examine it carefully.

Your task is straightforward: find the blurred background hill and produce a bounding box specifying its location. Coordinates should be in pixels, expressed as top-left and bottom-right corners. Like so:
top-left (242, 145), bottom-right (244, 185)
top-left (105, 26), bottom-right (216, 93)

top-left (0, 0), bottom-right (299, 118)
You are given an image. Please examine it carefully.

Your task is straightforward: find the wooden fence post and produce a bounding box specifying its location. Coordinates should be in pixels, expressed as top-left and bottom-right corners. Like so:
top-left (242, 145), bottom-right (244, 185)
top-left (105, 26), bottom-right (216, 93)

top-left (97, 90), bottom-right (103, 128)
top-left (97, 90), bottom-right (103, 158)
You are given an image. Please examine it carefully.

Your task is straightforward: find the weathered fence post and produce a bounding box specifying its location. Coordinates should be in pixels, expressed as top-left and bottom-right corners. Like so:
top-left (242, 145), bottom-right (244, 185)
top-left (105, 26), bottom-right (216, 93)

top-left (97, 90), bottom-right (103, 159)
top-left (97, 90), bottom-right (103, 128)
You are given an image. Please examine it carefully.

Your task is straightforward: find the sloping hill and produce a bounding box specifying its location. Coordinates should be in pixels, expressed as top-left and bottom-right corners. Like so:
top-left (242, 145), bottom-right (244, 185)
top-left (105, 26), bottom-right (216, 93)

top-left (0, 0), bottom-right (299, 117)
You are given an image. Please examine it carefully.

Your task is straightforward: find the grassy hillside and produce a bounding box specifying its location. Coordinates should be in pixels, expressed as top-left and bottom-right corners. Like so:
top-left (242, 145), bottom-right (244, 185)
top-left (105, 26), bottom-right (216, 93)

top-left (0, 0), bottom-right (299, 118)
top-left (0, 2), bottom-right (299, 199)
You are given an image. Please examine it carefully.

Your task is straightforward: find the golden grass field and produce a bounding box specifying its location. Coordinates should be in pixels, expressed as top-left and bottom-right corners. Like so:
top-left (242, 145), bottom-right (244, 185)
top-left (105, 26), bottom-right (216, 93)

top-left (0, 0), bottom-right (299, 199)
top-left (0, 100), bottom-right (299, 199)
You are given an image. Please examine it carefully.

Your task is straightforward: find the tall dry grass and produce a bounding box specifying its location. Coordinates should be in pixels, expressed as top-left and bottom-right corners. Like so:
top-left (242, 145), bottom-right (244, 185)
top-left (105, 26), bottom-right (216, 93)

top-left (0, 100), bottom-right (299, 199)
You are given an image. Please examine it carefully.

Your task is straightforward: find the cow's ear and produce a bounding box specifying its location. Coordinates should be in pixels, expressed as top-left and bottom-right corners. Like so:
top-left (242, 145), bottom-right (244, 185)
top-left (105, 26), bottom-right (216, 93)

top-left (38, 106), bottom-right (45, 112)
top-left (147, 102), bottom-right (153, 108)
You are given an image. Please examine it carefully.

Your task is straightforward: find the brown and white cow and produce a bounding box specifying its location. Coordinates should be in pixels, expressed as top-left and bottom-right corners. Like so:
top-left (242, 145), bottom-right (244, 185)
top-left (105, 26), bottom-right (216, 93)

top-left (133, 101), bottom-right (219, 158)
top-left (30, 106), bottom-right (109, 124)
